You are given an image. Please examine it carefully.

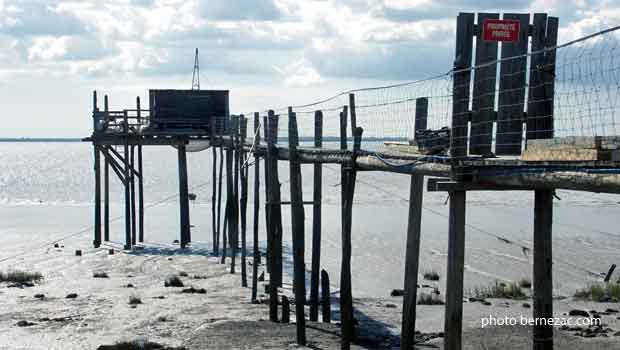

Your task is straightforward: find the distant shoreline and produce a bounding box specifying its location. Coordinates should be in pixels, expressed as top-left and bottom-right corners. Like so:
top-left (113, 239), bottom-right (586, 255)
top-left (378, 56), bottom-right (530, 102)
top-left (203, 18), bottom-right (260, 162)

top-left (0, 138), bottom-right (82, 142)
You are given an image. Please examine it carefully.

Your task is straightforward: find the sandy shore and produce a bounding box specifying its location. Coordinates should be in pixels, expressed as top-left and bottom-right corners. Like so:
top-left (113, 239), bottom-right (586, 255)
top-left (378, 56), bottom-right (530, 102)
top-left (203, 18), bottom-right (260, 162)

top-left (1, 238), bottom-right (619, 349)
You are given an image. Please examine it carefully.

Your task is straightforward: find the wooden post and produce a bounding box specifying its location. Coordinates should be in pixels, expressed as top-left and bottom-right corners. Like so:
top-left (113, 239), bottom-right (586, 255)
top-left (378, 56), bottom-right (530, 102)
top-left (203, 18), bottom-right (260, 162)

top-left (321, 269), bottom-right (331, 323)
top-left (240, 115), bottom-right (249, 287)
top-left (604, 264), bottom-right (616, 283)
top-left (178, 142), bottom-right (191, 249)
top-left (130, 145), bottom-right (136, 246)
top-left (94, 145), bottom-right (102, 248)
top-left (123, 110), bottom-right (131, 250)
top-left (232, 115), bottom-right (240, 274)
top-left (226, 116), bottom-right (238, 272)
top-left (444, 190), bottom-right (466, 350)
top-left (340, 105), bottom-right (360, 348)
top-left (266, 111), bottom-right (279, 322)
top-left (401, 97), bottom-right (428, 349)
top-left (103, 95), bottom-right (110, 242)
top-left (282, 296), bottom-right (291, 324)
top-left (217, 132), bottom-right (225, 257)
top-left (251, 112), bottom-right (261, 303)
top-left (137, 97), bottom-right (144, 243)
top-left (450, 13), bottom-right (474, 159)
top-left (211, 115), bottom-right (219, 255)
top-left (263, 116), bottom-right (271, 274)
top-left (309, 110), bottom-right (323, 322)
top-left (288, 108), bottom-right (307, 345)
top-left (93, 90), bottom-right (102, 248)
top-left (533, 190), bottom-right (553, 350)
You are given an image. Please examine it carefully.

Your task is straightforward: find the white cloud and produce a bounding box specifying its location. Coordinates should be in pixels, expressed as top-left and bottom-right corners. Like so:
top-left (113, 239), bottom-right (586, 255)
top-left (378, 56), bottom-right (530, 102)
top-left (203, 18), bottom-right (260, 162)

top-left (28, 36), bottom-right (69, 60)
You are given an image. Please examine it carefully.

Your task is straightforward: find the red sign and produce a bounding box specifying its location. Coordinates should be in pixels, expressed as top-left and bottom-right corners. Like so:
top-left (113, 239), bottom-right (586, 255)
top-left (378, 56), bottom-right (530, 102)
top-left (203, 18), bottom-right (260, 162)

top-left (483, 19), bottom-right (520, 42)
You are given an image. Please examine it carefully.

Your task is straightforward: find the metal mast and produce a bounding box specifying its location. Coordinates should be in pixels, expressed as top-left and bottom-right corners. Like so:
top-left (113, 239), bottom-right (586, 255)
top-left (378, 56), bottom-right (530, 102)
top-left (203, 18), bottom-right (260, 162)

top-left (191, 48), bottom-right (200, 90)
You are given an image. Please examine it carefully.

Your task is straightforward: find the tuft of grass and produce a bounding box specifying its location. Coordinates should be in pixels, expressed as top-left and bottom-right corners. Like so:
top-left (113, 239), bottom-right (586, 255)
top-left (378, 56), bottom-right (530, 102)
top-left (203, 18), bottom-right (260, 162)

top-left (93, 272), bottom-right (109, 278)
top-left (471, 281), bottom-right (527, 300)
top-left (100, 340), bottom-right (187, 350)
top-left (574, 283), bottom-right (620, 302)
top-left (128, 294), bottom-right (142, 305)
top-left (423, 271), bottom-right (440, 281)
top-left (164, 275), bottom-right (184, 288)
top-left (0, 270), bottom-right (43, 284)
top-left (518, 278), bottom-right (532, 289)
top-left (417, 292), bottom-right (444, 305)
top-left (178, 271), bottom-right (188, 277)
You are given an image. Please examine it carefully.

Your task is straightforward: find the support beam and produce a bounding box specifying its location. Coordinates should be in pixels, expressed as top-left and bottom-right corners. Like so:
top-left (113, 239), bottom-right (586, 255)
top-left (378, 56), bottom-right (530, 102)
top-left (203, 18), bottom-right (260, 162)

top-left (94, 145), bottom-right (102, 248)
top-left (123, 111), bottom-right (131, 250)
top-left (402, 95), bottom-right (428, 348)
top-left (533, 190), bottom-right (554, 350)
top-left (321, 269), bottom-right (331, 323)
top-left (231, 115), bottom-right (239, 274)
top-left (130, 145), bottom-right (137, 246)
top-left (400, 174), bottom-right (424, 349)
top-left (178, 143), bottom-right (190, 248)
top-left (217, 133), bottom-right (225, 257)
top-left (288, 108), bottom-right (307, 346)
top-left (309, 110), bottom-right (323, 322)
top-left (137, 97), bottom-right (144, 243)
top-left (266, 110), bottom-right (280, 322)
top-left (240, 115), bottom-right (249, 287)
top-left (251, 112), bottom-right (261, 303)
top-left (211, 115), bottom-right (219, 255)
top-left (444, 190), bottom-right (466, 350)
top-left (103, 95), bottom-right (110, 243)
top-left (104, 147), bottom-right (110, 242)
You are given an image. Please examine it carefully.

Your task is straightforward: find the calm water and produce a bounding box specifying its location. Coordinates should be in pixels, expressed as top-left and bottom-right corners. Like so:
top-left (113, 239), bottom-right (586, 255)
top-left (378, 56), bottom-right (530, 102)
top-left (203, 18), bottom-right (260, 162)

top-left (0, 142), bottom-right (619, 297)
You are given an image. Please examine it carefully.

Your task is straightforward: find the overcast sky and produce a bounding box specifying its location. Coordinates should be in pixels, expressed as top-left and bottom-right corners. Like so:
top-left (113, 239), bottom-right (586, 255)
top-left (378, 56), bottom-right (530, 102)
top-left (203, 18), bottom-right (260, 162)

top-left (0, 0), bottom-right (618, 137)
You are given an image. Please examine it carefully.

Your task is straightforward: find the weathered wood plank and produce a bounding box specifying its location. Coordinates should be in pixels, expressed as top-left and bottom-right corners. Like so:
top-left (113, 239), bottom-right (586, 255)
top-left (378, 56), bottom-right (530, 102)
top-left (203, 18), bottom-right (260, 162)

top-left (527, 14), bottom-right (548, 141)
top-left (470, 12), bottom-right (499, 155)
top-left (451, 13), bottom-right (475, 158)
top-left (496, 13), bottom-right (530, 155)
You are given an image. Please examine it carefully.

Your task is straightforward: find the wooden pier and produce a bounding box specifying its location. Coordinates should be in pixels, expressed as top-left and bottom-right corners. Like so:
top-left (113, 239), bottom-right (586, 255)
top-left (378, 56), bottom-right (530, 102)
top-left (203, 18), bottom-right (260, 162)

top-left (84, 12), bottom-right (620, 350)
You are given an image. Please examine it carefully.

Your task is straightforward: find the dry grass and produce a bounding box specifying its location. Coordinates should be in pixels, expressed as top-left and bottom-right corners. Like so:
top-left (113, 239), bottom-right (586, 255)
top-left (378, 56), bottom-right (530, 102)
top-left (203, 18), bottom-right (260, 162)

top-left (0, 270), bottom-right (43, 283)
top-left (574, 283), bottom-right (620, 302)
top-left (518, 278), bottom-right (532, 289)
top-left (471, 281), bottom-right (527, 300)
top-left (128, 294), bottom-right (142, 305)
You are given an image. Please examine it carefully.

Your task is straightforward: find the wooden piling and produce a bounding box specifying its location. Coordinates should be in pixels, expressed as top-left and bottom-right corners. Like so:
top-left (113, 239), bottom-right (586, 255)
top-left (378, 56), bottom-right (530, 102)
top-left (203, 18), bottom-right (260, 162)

top-left (444, 190), bottom-right (466, 350)
top-left (94, 145), bottom-right (102, 248)
top-left (137, 97), bottom-right (144, 243)
top-left (251, 112), bottom-right (261, 303)
top-left (123, 110), bottom-right (131, 250)
top-left (130, 145), bottom-right (137, 246)
top-left (340, 105), bottom-right (360, 348)
top-left (217, 132), bottom-right (225, 258)
top-left (93, 91), bottom-right (102, 248)
top-left (309, 110), bottom-right (323, 322)
top-left (268, 112), bottom-right (283, 288)
top-left (266, 111), bottom-right (279, 322)
top-left (263, 115), bottom-right (271, 274)
top-left (225, 117), bottom-right (237, 270)
top-left (178, 142), bottom-right (191, 249)
top-left (533, 190), bottom-right (553, 350)
top-left (231, 115), bottom-right (240, 274)
top-left (401, 97), bottom-right (428, 349)
top-left (103, 95), bottom-right (110, 242)
top-left (211, 115), bottom-right (219, 255)
top-left (321, 269), bottom-right (331, 323)
top-left (288, 108), bottom-right (307, 345)
top-left (282, 296), bottom-right (291, 324)
top-left (240, 115), bottom-right (249, 287)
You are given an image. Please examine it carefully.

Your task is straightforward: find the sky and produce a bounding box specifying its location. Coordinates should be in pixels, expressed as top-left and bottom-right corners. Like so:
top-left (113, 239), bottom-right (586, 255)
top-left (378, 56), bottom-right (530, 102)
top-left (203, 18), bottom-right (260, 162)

top-left (0, 0), bottom-right (618, 137)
